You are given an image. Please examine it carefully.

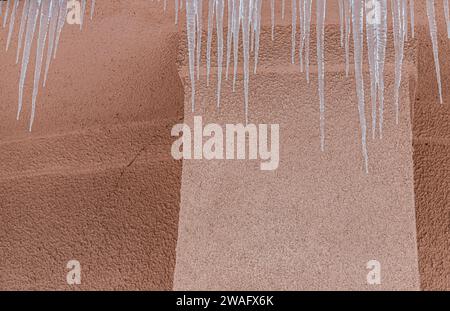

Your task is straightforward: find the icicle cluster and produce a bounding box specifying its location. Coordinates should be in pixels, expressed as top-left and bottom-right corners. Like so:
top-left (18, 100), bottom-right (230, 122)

top-left (0, 0), bottom-right (95, 131)
top-left (176, 0), bottom-right (450, 173)
top-left (1, 1), bottom-right (449, 173)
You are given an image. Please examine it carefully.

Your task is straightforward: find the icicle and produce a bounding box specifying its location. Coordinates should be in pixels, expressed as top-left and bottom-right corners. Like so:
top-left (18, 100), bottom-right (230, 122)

top-left (241, 0), bottom-right (251, 124)
top-left (206, 0), bottom-right (215, 86)
top-left (303, 0), bottom-right (311, 82)
top-left (352, 0), bottom-right (369, 173)
top-left (366, 0), bottom-right (379, 139)
top-left (216, 0), bottom-right (224, 108)
top-left (317, 0), bottom-right (326, 151)
top-left (225, 0), bottom-right (233, 79)
top-left (6, 0), bottom-right (20, 51)
top-left (338, 0), bottom-right (344, 47)
top-left (250, 0), bottom-right (256, 53)
top-left (426, 0), bottom-right (443, 104)
top-left (90, 0), bottom-right (95, 19)
top-left (444, 0), bottom-right (450, 38)
top-left (16, 0), bottom-right (31, 64)
top-left (344, 0), bottom-right (351, 77)
top-left (80, 0), bottom-right (86, 29)
top-left (253, 0), bottom-right (262, 74)
top-left (18, 0), bottom-right (40, 120)
top-left (53, 0), bottom-right (69, 59)
top-left (402, 0), bottom-right (408, 41)
top-left (196, 0), bottom-right (203, 80)
top-left (392, 0), bottom-right (405, 124)
top-left (270, 0), bottom-right (274, 40)
top-left (291, 0), bottom-right (297, 64)
top-left (298, 0), bottom-right (304, 71)
top-left (410, 0), bottom-right (415, 38)
top-left (175, 0), bottom-right (179, 24)
top-left (186, 0), bottom-right (197, 111)
top-left (30, 0), bottom-right (53, 131)
top-left (232, 0), bottom-right (240, 91)
top-left (3, 0), bottom-right (11, 28)
top-left (377, 0), bottom-right (388, 138)
top-left (44, 0), bottom-right (60, 86)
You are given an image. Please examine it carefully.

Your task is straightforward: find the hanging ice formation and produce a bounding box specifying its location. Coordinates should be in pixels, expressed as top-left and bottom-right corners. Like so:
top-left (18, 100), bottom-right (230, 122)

top-left (178, 0), bottom-right (450, 172)
top-left (0, 0), bottom-right (95, 131)
top-left (1, 1), bottom-right (449, 172)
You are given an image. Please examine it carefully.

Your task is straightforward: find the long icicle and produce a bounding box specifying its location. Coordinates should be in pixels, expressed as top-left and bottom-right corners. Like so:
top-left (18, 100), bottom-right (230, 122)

top-left (270, 0), bottom-right (274, 40)
top-left (253, 0), bottom-right (262, 73)
top-left (18, 0), bottom-right (40, 120)
top-left (186, 0), bottom-right (197, 112)
top-left (377, 0), bottom-right (388, 138)
top-left (44, 0), bottom-right (60, 86)
top-left (392, 0), bottom-right (405, 124)
top-left (53, 0), bottom-right (68, 59)
top-left (206, 0), bottom-right (215, 86)
top-left (291, 0), bottom-right (297, 64)
top-left (231, 0), bottom-right (240, 91)
top-left (16, 0), bottom-right (31, 64)
top-left (241, 0), bottom-right (251, 124)
top-left (196, 0), bottom-right (203, 80)
top-left (30, 0), bottom-right (53, 131)
top-left (366, 0), bottom-right (379, 139)
top-left (216, 0), bottom-right (224, 108)
top-left (338, 0), bottom-right (344, 47)
top-left (317, 0), bottom-right (326, 151)
top-left (3, 0), bottom-right (11, 28)
top-left (352, 0), bottom-right (369, 173)
top-left (303, 0), bottom-right (312, 82)
top-left (6, 0), bottom-right (19, 51)
top-left (344, 0), bottom-right (351, 77)
top-left (225, 0), bottom-right (233, 79)
top-left (299, 0), bottom-right (305, 71)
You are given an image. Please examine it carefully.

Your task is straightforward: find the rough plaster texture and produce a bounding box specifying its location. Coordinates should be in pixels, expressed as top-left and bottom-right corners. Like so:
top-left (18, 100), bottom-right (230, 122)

top-left (0, 0), bottom-right (448, 291)
top-left (0, 0), bottom-right (184, 290)
top-left (174, 2), bottom-right (420, 290)
top-left (412, 1), bottom-right (450, 291)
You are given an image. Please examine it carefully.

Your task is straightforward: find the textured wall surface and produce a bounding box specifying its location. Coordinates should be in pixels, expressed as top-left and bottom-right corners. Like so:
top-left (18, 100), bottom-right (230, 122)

top-left (0, 0), bottom-right (184, 290)
top-left (174, 2), bottom-right (420, 290)
top-left (0, 0), bottom-right (448, 291)
top-left (413, 5), bottom-right (450, 290)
